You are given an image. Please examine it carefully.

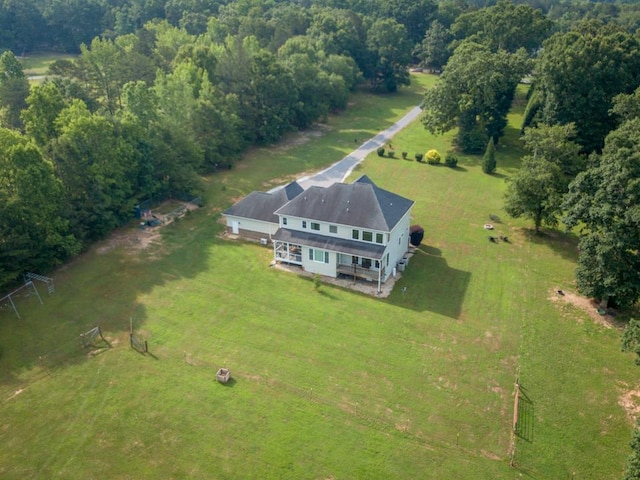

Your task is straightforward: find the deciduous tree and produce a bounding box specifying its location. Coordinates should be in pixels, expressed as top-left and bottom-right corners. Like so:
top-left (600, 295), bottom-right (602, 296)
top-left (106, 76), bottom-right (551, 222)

top-left (0, 50), bottom-right (30, 129)
top-left (563, 118), bottom-right (640, 307)
top-left (504, 157), bottom-right (564, 234)
top-left (421, 41), bottom-right (529, 152)
top-left (535, 20), bottom-right (640, 153)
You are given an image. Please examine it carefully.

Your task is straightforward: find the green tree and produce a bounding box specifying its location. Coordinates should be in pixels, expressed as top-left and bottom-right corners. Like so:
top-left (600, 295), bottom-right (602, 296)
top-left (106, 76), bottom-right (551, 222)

top-left (0, 50), bottom-right (30, 129)
top-left (504, 157), bottom-right (564, 234)
top-left (422, 41), bottom-right (530, 152)
top-left (622, 320), bottom-right (640, 366)
top-left (536, 20), bottom-right (640, 153)
top-left (365, 18), bottom-right (412, 92)
top-left (50, 101), bottom-right (139, 242)
top-left (482, 139), bottom-right (496, 174)
top-left (379, 0), bottom-right (437, 46)
top-left (521, 123), bottom-right (583, 176)
top-left (0, 129), bottom-right (79, 288)
top-left (21, 81), bottom-right (67, 147)
top-left (415, 20), bottom-right (452, 72)
top-left (451, 0), bottom-right (552, 54)
top-left (624, 420), bottom-right (640, 480)
top-left (563, 118), bottom-right (640, 308)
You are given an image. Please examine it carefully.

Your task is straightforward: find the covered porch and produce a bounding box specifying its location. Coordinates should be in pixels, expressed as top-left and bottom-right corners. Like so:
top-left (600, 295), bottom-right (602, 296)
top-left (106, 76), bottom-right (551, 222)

top-left (274, 240), bottom-right (303, 264)
top-left (336, 263), bottom-right (385, 282)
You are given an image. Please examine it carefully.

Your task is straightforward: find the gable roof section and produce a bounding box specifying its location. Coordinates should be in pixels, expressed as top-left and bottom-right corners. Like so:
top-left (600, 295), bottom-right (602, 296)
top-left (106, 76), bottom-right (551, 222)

top-left (275, 175), bottom-right (414, 231)
top-left (223, 181), bottom-right (303, 223)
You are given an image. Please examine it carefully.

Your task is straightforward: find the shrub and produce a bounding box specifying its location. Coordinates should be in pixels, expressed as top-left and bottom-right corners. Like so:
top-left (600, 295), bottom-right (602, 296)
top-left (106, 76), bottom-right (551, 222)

top-left (388, 150), bottom-right (395, 158)
top-left (415, 152), bottom-right (424, 162)
top-left (313, 273), bottom-right (322, 291)
top-left (482, 139), bottom-right (496, 174)
top-left (444, 153), bottom-right (458, 168)
top-left (377, 147), bottom-right (385, 157)
top-left (402, 151), bottom-right (407, 159)
top-left (425, 149), bottom-right (441, 165)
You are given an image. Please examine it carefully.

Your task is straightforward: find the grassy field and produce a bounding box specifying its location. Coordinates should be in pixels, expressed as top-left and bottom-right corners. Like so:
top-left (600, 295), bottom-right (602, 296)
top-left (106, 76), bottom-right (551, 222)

top-left (0, 75), bottom-right (637, 479)
top-left (18, 52), bottom-right (77, 79)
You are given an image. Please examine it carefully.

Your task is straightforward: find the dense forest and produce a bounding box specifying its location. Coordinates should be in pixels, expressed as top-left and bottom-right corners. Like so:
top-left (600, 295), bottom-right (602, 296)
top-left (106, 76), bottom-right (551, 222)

top-left (2, 0), bottom-right (640, 302)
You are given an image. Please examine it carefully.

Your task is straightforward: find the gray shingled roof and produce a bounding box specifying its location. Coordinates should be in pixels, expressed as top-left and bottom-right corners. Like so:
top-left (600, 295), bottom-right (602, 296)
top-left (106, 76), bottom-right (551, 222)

top-left (274, 175), bottom-right (414, 231)
top-left (272, 228), bottom-right (387, 259)
top-left (222, 181), bottom-right (303, 223)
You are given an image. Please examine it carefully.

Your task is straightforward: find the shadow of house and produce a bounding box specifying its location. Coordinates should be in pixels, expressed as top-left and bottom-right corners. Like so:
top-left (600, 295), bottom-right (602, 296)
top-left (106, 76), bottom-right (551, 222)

top-left (392, 247), bottom-right (471, 319)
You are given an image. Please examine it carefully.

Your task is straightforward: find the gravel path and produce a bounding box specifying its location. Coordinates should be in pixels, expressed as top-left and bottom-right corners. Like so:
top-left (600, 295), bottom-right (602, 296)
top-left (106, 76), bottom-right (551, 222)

top-left (297, 106), bottom-right (422, 190)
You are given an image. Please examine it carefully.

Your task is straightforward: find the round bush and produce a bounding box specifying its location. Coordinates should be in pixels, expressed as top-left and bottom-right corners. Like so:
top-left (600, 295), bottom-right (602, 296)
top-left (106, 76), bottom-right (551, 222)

top-left (425, 149), bottom-right (441, 165)
top-left (444, 153), bottom-right (458, 168)
top-left (377, 147), bottom-right (385, 157)
top-left (415, 152), bottom-right (424, 162)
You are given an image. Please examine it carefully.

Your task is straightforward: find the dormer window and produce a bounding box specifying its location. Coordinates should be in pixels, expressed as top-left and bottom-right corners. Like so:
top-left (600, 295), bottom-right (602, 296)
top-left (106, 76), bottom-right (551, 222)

top-left (302, 220), bottom-right (307, 229)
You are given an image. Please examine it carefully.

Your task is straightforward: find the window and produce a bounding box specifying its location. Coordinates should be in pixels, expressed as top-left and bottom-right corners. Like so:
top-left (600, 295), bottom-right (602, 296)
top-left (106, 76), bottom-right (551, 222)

top-left (352, 229), bottom-right (359, 240)
top-left (310, 248), bottom-right (329, 263)
top-left (362, 231), bottom-right (373, 242)
top-left (329, 225), bottom-right (337, 234)
top-left (352, 256), bottom-right (358, 264)
top-left (302, 220), bottom-right (307, 229)
top-left (282, 217), bottom-right (287, 225)
top-left (376, 233), bottom-right (383, 244)
top-left (311, 222), bottom-right (320, 231)
top-left (375, 260), bottom-right (380, 268)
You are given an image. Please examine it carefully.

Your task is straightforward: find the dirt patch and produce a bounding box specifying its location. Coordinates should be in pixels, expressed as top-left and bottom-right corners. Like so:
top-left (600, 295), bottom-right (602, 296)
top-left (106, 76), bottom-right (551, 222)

top-left (94, 200), bottom-right (200, 256)
top-left (548, 288), bottom-right (625, 329)
top-left (480, 449), bottom-right (502, 461)
top-left (270, 125), bottom-right (330, 151)
top-left (618, 387), bottom-right (640, 424)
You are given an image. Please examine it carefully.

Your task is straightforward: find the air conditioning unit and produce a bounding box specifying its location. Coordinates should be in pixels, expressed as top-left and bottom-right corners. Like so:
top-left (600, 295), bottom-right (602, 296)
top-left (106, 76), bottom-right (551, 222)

top-left (260, 238), bottom-right (268, 245)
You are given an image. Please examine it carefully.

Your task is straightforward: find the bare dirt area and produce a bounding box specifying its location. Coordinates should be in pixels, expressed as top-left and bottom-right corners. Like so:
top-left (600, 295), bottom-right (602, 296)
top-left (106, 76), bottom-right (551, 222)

top-left (95, 200), bottom-right (200, 256)
top-left (618, 384), bottom-right (640, 424)
top-left (548, 287), bottom-right (625, 330)
top-left (270, 125), bottom-right (330, 151)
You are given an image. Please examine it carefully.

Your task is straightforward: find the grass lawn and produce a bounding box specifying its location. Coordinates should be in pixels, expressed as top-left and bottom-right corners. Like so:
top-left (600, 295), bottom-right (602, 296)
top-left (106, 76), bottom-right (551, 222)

top-left (0, 75), bottom-right (637, 479)
top-left (18, 51), bottom-right (77, 79)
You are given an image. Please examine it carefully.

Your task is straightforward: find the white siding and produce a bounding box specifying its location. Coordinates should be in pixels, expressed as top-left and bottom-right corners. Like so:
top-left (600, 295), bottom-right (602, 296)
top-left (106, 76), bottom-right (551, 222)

top-left (301, 247), bottom-right (337, 277)
top-left (225, 216), bottom-right (278, 236)
top-left (382, 211), bottom-right (411, 281)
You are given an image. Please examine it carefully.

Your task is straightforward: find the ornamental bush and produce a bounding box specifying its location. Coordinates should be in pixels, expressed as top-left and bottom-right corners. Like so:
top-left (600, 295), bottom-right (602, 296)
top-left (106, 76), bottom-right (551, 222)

top-left (425, 149), bottom-right (441, 165)
top-left (444, 153), bottom-right (458, 168)
top-left (377, 147), bottom-right (385, 157)
top-left (482, 140), bottom-right (496, 174)
top-left (402, 151), bottom-right (407, 159)
top-left (415, 152), bottom-right (424, 162)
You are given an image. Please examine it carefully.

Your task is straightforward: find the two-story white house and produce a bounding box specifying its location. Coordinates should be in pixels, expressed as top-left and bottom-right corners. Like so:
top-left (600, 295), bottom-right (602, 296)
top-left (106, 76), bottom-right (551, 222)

top-left (224, 175), bottom-right (414, 292)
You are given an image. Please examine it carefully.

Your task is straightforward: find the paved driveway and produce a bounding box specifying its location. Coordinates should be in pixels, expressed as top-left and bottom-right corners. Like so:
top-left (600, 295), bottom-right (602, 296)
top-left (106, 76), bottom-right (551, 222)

top-left (297, 106), bottom-right (422, 190)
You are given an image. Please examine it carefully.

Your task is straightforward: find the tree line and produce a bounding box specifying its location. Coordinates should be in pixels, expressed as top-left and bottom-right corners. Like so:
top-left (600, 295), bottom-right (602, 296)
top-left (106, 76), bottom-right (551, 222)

top-left (415, 4), bottom-right (640, 474)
